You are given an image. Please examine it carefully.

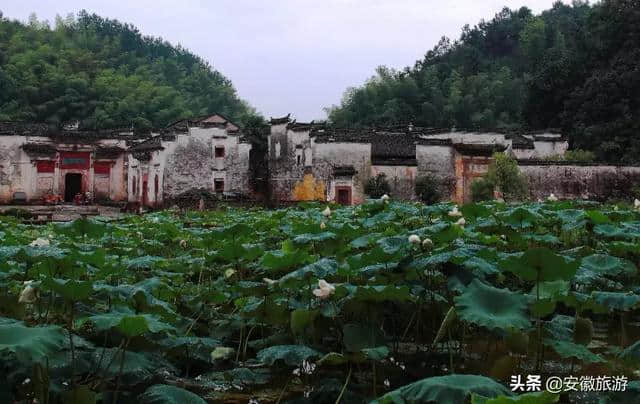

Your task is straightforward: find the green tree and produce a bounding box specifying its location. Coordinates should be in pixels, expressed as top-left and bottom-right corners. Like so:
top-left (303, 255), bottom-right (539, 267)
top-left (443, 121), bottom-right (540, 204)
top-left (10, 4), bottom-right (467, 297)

top-left (486, 152), bottom-right (527, 201)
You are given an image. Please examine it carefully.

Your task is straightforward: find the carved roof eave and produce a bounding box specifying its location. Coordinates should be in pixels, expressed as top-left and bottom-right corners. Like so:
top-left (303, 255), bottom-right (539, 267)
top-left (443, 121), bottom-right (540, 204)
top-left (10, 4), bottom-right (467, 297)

top-left (270, 114), bottom-right (291, 125)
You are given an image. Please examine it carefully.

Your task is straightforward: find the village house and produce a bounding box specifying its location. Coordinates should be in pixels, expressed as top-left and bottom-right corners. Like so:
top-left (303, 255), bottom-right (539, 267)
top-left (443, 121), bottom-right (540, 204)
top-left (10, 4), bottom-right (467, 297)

top-left (0, 114), bottom-right (251, 207)
top-left (267, 115), bottom-right (569, 204)
top-left (0, 122), bottom-right (140, 204)
top-left (1, 112), bottom-right (639, 207)
top-left (126, 114), bottom-right (251, 207)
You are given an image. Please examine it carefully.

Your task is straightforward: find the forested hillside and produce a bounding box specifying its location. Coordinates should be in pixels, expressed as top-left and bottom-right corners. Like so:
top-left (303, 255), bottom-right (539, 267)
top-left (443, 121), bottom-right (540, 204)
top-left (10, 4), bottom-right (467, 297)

top-left (327, 0), bottom-right (640, 163)
top-left (0, 10), bottom-right (257, 129)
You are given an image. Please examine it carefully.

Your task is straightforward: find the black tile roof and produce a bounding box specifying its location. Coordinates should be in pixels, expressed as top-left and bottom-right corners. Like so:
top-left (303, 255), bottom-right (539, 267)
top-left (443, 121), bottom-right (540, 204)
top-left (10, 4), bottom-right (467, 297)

top-left (270, 114), bottom-right (291, 125)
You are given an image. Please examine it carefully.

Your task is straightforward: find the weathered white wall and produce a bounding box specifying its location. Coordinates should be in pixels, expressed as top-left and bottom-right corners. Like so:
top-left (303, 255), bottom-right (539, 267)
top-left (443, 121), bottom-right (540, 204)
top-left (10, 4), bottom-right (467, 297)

top-left (371, 165), bottom-right (418, 200)
top-left (128, 127), bottom-right (251, 206)
top-left (416, 144), bottom-right (456, 200)
top-left (521, 164), bottom-right (640, 201)
top-left (313, 142), bottom-right (371, 204)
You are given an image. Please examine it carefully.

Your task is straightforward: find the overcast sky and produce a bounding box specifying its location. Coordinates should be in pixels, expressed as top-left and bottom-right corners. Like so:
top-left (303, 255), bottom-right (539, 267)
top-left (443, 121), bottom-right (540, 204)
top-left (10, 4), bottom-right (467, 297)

top-left (1, 1), bottom-right (569, 121)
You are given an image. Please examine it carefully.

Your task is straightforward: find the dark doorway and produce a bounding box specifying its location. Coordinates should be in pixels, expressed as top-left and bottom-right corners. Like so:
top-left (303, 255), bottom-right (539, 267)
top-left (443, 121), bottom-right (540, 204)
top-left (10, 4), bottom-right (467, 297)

top-left (336, 186), bottom-right (352, 206)
top-left (143, 181), bottom-right (148, 206)
top-left (65, 173), bottom-right (82, 202)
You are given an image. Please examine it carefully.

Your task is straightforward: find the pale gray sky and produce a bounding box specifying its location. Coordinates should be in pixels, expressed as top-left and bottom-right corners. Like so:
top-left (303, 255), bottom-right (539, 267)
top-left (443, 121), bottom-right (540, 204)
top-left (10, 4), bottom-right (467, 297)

top-left (1, 0), bottom-right (569, 121)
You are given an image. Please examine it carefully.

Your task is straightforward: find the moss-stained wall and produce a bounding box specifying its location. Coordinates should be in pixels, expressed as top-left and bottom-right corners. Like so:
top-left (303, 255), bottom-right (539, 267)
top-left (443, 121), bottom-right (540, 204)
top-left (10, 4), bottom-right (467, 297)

top-left (520, 163), bottom-right (640, 201)
top-left (416, 144), bottom-right (456, 200)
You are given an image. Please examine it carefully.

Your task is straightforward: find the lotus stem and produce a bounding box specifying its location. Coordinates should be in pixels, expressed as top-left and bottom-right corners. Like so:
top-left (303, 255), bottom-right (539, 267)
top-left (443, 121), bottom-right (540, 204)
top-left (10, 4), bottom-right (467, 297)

top-left (112, 337), bottom-right (130, 404)
top-left (335, 364), bottom-right (352, 404)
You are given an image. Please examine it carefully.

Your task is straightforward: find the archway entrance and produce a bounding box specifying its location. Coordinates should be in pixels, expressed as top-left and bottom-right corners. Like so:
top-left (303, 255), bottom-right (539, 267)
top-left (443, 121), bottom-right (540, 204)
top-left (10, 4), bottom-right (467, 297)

top-left (64, 173), bottom-right (82, 202)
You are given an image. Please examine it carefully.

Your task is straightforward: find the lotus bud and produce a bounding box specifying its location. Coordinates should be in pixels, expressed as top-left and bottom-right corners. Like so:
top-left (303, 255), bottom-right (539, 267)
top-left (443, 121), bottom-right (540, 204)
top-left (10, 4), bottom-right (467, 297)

top-left (381, 194), bottom-right (390, 202)
top-left (422, 238), bottom-right (433, 250)
top-left (614, 205), bottom-right (619, 211)
top-left (322, 206), bottom-right (331, 217)
top-left (312, 279), bottom-right (335, 299)
top-left (19, 281), bottom-right (38, 304)
top-left (455, 217), bottom-right (466, 226)
top-left (263, 278), bottom-right (276, 285)
top-left (320, 222), bottom-right (326, 230)
top-left (179, 239), bottom-right (187, 249)
top-left (547, 193), bottom-right (558, 202)
top-left (635, 199), bottom-right (640, 209)
top-left (408, 234), bottom-right (421, 245)
top-left (29, 237), bottom-right (50, 247)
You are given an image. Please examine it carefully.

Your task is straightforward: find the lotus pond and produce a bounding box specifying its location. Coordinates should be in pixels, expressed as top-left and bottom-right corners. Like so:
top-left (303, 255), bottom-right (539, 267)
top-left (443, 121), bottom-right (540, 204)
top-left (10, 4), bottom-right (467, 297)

top-left (2, 200), bottom-right (640, 403)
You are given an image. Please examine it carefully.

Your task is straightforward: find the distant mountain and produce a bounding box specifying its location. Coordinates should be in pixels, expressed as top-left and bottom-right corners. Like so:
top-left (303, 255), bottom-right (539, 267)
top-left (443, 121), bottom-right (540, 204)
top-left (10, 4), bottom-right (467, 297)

top-left (326, 0), bottom-right (640, 163)
top-left (0, 10), bottom-right (258, 129)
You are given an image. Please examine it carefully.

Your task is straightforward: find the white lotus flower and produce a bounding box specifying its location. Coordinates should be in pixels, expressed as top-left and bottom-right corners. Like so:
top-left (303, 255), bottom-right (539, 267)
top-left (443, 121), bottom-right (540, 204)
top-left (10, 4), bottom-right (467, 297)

top-left (634, 199), bottom-right (640, 209)
top-left (19, 281), bottom-right (38, 304)
top-left (263, 278), bottom-right (276, 285)
top-left (179, 239), bottom-right (187, 249)
top-left (537, 198), bottom-right (543, 203)
top-left (422, 238), bottom-right (433, 250)
top-left (29, 237), bottom-right (50, 248)
top-left (448, 206), bottom-right (462, 217)
top-left (456, 217), bottom-right (466, 226)
top-left (320, 222), bottom-right (326, 230)
top-left (547, 193), bottom-right (558, 202)
top-left (408, 234), bottom-right (421, 244)
top-left (430, 217), bottom-right (440, 223)
top-left (614, 206), bottom-right (619, 211)
top-left (500, 234), bottom-right (506, 240)
top-left (322, 206), bottom-right (331, 217)
top-left (381, 194), bottom-right (390, 202)
top-left (312, 279), bottom-right (335, 299)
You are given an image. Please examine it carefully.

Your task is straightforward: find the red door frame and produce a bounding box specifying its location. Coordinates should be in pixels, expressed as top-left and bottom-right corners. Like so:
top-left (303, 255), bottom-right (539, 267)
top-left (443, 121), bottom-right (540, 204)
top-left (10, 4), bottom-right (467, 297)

top-left (335, 186), bottom-right (352, 206)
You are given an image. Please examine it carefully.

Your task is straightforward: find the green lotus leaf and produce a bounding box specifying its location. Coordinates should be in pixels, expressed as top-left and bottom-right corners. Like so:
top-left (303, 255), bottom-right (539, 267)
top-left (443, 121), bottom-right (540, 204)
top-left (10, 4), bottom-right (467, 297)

top-left (0, 318), bottom-right (67, 364)
top-left (472, 391), bottom-right (559, 404)
top-left (91, 348), bottom-right (176, 385)
top-left (343, 323), bottom-right (386, 352)
top-left (377, 236), bottom-right (408, 254)
top-left (293, 231), bottom-right (337, 245)
top-left (256, 344), bottom-right (320, 366)
top-left (77, 311), bottom-right (174, 337)
top-left (500, 247), bottom-right (578, 282)
top-left (591, 291), bottom-right (640, 312)
top-left (277, 258), bottom-right (338, 288)
top-left (543, 338), bottom-right (604, 363)
top-left (290, 308), bottom-right (319, 335)
top-left (461, 203), bottom-right (492, 222)
top-left (455, 279), bottom-right (531, 331)
top-left (138, 384), bottom-right (206, 404)
top-left (350, 285), bottom-right (413, 302)
top-left (160, 336), bottom-right (220, 362)
top-left (260, 242), bottom-right (312, 272)
top-left (42, 278), bottom-right (93, 301)
top-left (55, 218), bottom-right (110, 238)
top-left (575, 254), bottom-right (636, 285)
top-left (203, 367), bottom-right (270, 386)
top-left (373, 374), bottom-right (512, 404)
top-left (499, 207), bottom-right (541, 229)
top-left (619, 340), bottom-right (640, 361)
